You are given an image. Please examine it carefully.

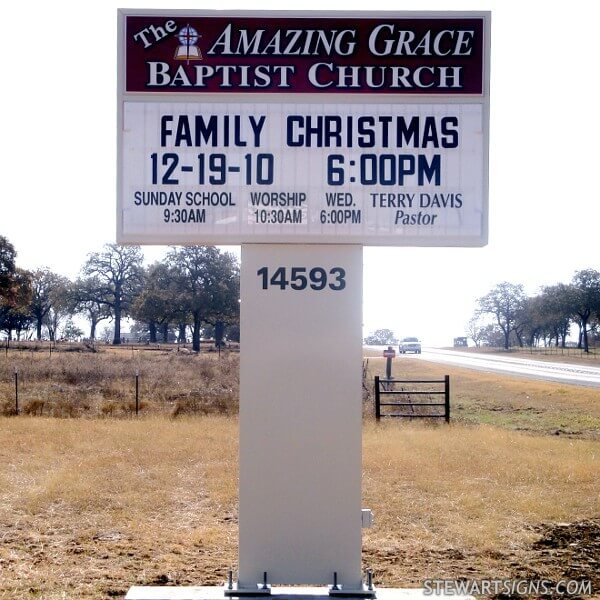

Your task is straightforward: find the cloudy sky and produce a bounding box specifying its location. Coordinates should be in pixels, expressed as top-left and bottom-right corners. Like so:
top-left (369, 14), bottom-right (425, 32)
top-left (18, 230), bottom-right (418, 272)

top-left (1, 0), bottom-right (598, 345)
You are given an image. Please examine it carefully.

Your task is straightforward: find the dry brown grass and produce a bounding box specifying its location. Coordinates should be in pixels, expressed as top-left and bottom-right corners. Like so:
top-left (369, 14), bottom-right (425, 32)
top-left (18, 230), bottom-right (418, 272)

top-left (0, 416), bottom-right (598, 597)
top-left (3, 350), bottom-right (598, 440)
top-left (0, 416), bottom-right (239, 598)
top-left (0, 349), bottom-right (239, 418)
top-left (362, 421), bottom-right (598, 559)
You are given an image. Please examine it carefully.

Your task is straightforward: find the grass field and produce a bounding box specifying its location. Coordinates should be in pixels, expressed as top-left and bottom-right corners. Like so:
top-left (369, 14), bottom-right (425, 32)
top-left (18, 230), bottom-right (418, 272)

top-left (0, 346), bottom-right (239, 418)
top-left (0, 349), bottom-right (598, 598)
top-left (364, 355), bottom-right (600, 439)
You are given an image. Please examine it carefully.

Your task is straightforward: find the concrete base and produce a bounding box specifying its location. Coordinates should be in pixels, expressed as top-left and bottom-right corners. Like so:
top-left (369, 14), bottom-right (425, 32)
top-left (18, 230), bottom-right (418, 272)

top-left (125, 587), bottom-right (473, 600)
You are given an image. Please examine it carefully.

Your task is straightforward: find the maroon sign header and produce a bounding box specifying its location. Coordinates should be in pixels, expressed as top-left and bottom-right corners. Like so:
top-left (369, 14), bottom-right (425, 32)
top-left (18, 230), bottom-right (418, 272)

top-left (124, 14), bottom-right (485, 94)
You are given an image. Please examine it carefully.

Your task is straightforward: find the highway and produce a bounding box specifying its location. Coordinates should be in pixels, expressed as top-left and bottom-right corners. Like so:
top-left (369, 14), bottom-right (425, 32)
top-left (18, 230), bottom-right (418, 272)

top-left (414, 348), bottom-right (600, 388)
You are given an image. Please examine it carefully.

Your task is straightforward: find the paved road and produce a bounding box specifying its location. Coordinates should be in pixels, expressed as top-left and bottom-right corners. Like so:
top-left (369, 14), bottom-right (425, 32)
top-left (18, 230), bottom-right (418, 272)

top-left (414, 348), bottom-right (600, 388)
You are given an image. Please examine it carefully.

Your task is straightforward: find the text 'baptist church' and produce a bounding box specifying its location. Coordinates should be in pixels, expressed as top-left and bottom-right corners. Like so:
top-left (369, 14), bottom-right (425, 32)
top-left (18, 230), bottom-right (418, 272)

top-left (125, 15), bottom-right (485, 94)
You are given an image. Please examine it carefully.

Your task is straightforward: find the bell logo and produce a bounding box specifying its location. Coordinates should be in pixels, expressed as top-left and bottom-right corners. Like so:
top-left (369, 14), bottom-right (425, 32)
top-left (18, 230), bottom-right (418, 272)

top-left (175, 25), bottom-right (202, 61)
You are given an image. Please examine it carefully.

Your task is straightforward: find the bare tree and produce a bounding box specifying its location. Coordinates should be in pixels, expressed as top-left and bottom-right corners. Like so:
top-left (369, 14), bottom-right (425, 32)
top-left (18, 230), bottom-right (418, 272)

top-left (29, 268), bottom-right (69, 340)
top-left (44, 276), bottom-right (71, 341)
top-left (477, 282), bottom-right (526, 350)
top-left (83, 244), bottom-right (144, 344)
top-left (466, 316), bottom-right (488, 347)
top-left (69, 277), bottom-right (112, 341)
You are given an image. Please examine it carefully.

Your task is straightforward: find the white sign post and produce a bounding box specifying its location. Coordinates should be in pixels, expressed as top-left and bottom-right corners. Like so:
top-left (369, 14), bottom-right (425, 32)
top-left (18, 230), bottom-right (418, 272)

top-left (240, 245), bottom-right (363, 588)
top-left (120, 10), bottom-right (489, 599)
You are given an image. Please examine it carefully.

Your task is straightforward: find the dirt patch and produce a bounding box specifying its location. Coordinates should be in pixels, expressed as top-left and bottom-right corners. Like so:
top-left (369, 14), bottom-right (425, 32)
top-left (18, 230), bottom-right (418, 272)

top-left (524, 519), bottom-right (600, 592)
top-left (363, 519), bottom-right (600, 597)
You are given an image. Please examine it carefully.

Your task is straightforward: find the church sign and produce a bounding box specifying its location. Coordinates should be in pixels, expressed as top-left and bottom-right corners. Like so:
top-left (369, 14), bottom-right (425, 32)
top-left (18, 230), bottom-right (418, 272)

top-left (118, 11), bottom-right (489, 247)
top-left (119, 10), bottom-right (491, 596)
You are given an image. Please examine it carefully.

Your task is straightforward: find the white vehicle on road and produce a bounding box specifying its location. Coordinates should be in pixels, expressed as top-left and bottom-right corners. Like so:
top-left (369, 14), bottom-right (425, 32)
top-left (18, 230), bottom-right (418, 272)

top-left (399, 337), bottom-right (422, 354)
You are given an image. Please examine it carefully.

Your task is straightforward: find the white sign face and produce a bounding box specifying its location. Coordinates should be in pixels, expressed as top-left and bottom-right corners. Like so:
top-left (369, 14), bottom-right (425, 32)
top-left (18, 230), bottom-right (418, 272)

top-left (119, 101), bottom-right (486, 246)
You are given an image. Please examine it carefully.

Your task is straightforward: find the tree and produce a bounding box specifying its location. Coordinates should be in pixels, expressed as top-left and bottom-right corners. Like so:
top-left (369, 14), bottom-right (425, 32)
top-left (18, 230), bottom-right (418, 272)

top-left (517, 295), bottom-right (548, 347)
top-left (466, 316), bottom-right (488, 347)
top-left (62, 319), bottom-right (84, 341)
top-left (0, 268), bottom-right (32, 340)
top-left (570, 269), bottom-right (600, 353)
top-left (83, 244), bottom-right (144, 344)
top-left (479, 323), bottom-right (504, 347)
top-left (99, 325), bottom-right (114, 343)
top-left (132, 262), bottom-right (181, 343)
top-left (69, 276), bottom-right (112, 341)
top-left (29, 268), bottom-right (69, 340)
top-left (537, 284), bottom-right (573, 347)
top-left (166, 246), bottom-right (240, 352)
top-left (477, 282), bottom-right (526, 350)
top-left (512, 304), bottom-right (527, 347)
top-left (44, 276), bottom-right (71, 342)
top-left (226, 323), bottom-right (240, 343)
top-left (0, 235), bottom-right (17, 303)
top-left (201, 251), bottom-right (240, 347)
top-left (364, 329), bottom-right (398, 345)
top-left (0, 237), bottom-right (30, 340)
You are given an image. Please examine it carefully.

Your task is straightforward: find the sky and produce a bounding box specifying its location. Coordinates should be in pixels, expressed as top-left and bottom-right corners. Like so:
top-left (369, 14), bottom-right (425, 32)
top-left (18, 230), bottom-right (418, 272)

top-left (1, 1), bottom-right (598, 346)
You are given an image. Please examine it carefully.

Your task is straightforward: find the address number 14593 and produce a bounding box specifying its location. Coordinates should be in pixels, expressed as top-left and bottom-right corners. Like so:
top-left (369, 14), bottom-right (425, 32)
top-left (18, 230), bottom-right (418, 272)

top-left (257, 266), bottom-right (346, 291)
